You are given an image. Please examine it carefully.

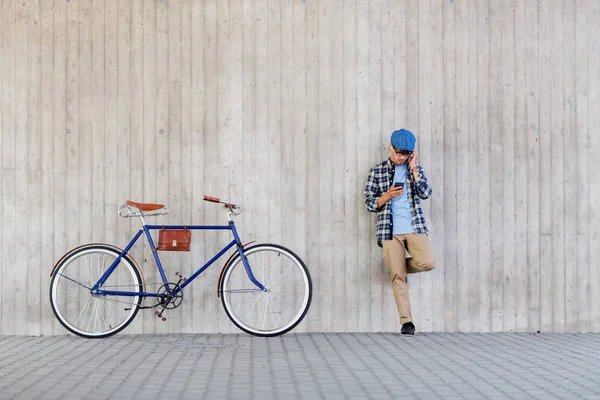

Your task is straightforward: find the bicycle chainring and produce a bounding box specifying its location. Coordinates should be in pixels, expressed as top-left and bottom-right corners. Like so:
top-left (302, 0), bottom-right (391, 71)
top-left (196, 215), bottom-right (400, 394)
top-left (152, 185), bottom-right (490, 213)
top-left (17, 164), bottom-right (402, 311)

top-left (157, 283), bottom-right (183, 309)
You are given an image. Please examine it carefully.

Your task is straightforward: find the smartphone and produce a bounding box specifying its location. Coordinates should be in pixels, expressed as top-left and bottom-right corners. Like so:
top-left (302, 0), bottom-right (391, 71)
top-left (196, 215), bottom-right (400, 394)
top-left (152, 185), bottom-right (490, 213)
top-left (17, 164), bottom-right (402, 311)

top-left (394, 182), bottom-right (404, 189)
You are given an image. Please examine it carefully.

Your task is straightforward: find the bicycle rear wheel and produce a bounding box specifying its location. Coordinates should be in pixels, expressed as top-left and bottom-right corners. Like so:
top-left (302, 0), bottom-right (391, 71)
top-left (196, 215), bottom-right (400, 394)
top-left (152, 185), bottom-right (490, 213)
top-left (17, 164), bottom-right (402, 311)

top-left (220, 244), bottom-right (312, 336)
top-left (50, 244), bottom-right (143, 338)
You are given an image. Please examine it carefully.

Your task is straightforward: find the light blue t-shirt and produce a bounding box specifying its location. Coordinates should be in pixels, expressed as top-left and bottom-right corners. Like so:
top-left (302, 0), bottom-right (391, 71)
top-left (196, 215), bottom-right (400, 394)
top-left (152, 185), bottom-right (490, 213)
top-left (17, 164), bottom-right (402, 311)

top-left (391, 164), bottom-right (413, 235)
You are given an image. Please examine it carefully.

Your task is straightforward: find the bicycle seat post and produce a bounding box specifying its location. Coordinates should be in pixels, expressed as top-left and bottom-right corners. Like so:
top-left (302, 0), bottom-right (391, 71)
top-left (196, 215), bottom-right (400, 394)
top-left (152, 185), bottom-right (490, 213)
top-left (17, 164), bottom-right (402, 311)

top-left (138, 213), bottom-right (148, 227)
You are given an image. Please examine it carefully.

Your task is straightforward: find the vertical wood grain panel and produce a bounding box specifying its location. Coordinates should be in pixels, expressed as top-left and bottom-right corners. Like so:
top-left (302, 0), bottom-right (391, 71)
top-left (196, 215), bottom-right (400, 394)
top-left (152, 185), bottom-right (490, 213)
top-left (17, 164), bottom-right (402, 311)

top-left (343, 0), bottom-right (359, 332)
top-left (501, 0), bottom-right (516, 332)
top-left (1, 0), bottom-right (16, 335)
top-left (588, 0), bottom-right (600, 332)
top-left (417, 0), bottom-right (433, 331)
top-left (51, 0), bottom-right (67, 334)
top-left (489, 0), bottom-right (503, 332)
top-left (513, 0), bottom-right (529, 332)
top-left (368, 0), bottom-right (383, 332)
top-left (0, 0), bottom-right (5, 335)
top-left (430, 0), bottom-right (445, 332)
top-left (267, 0), bottom-right (282, 243)
top-left (0, 0), bottom-right (14, 335)
top-left (466, 0), bottom-right (480, 332)
top-left (304, 0), bottom-right (320, 331)
top-left (39, 0), bottom-right (55, 335)
top-left (439, 0), bottom-right (453, 332)
top-left (355, 0), bottom-right (371, 332)
top-left (539, 0), bottom-right (554, 331)
top-left (551, 0), bottom-right (566, 332)
top-left (455, 0), bottom-right (471, 333)
top-left (575, 0), bottom-right (589, 332)
top-left (563, 0), bottom-right (578, 332)
top-left (15, 0), bottom-right (28, 334)
top-left (318, 0), bottom-right (333, 331)
top-left (526, 0), bottom-right (541, 332)
top-left (331, 0), bottom-right (346, 332)
top-left (91, 0), bottom-right (105, 264)
top-left (476, 0), bottom-right (491, 332)
top-left (65, 0), bottom-right (79, 268)
top-left (26, 0), bottom-right (41, 336)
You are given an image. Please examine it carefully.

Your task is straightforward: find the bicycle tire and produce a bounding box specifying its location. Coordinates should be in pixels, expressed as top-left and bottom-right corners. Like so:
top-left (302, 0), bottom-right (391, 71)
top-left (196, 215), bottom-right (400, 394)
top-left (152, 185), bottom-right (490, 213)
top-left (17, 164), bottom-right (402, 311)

top-left (220, 244), bottom-right (312, 337)
top-left (50, 244), bottom-right (143, 338)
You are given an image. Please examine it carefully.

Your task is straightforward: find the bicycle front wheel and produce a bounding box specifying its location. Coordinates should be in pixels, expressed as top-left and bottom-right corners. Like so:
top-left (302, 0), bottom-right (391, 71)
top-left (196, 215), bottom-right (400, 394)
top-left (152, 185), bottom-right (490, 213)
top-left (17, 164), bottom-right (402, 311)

top-left (50, 244), bottom-right (143, 338)
top-left (220, 244), bottom-right (312, 336)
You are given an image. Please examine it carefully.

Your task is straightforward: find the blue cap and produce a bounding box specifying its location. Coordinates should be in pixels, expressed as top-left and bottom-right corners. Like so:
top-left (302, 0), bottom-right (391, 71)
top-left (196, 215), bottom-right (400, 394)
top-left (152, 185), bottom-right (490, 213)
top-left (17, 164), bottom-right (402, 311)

top-left (390, 129), bottom-right (416, 151)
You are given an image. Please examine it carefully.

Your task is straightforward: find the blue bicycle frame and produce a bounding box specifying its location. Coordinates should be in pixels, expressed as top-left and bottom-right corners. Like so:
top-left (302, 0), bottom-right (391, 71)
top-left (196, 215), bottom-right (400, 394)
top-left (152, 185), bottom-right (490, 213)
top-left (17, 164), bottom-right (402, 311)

top-left (90, 221), bottom-right (266, 297)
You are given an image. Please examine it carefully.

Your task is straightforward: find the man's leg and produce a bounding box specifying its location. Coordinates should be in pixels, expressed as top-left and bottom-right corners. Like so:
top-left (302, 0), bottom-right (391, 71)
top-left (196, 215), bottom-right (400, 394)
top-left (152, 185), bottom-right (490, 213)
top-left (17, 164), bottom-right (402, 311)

top-left (382, 235), bottom-right (412, 324)
top-left (405, 233), bottom-right (436, 273)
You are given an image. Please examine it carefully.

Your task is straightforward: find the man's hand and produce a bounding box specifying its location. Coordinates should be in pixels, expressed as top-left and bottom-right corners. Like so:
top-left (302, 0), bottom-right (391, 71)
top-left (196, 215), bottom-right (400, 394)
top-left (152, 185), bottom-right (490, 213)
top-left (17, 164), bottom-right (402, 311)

top-left (377, 185), bottom-right (404, 208)
top-left (409, 150), bottom-right (419, 170)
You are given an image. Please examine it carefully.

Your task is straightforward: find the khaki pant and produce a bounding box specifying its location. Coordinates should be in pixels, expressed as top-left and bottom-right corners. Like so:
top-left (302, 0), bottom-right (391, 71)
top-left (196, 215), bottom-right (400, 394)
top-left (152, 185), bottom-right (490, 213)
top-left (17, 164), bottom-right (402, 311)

top-left (382, 233), bottom-right (435, 324)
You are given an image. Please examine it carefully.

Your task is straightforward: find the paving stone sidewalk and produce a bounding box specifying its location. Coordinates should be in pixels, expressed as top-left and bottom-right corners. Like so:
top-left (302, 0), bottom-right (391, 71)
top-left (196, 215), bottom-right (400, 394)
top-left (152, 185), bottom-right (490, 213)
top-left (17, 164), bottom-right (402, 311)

top-left (0, 333), bottom-right (599, 400)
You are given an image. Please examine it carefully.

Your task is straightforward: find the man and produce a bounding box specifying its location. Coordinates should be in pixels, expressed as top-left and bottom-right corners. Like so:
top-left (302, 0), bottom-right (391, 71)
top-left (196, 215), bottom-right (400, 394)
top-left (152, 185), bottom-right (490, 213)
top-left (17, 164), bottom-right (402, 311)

top-left (364, 128), bottom-right (435, 336)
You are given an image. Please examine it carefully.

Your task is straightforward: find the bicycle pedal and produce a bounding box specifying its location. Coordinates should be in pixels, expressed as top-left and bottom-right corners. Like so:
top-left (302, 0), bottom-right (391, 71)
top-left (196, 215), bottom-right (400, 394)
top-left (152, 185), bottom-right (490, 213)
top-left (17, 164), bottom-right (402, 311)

top-left (161, 317), bottom-right (166, 321)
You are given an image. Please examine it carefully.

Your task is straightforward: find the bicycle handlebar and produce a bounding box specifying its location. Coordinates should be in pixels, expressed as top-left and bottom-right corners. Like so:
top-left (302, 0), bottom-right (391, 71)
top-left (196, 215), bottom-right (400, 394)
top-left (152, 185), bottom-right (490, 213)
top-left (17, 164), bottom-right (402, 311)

top-left (203, 195), bottom-right (238, 210)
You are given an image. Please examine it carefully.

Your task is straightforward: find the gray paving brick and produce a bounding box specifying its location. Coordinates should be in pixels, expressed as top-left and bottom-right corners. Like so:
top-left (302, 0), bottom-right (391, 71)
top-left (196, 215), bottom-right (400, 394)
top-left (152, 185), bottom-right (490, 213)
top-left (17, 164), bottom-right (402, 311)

top-left (1, 333), bottom-right (600, 400)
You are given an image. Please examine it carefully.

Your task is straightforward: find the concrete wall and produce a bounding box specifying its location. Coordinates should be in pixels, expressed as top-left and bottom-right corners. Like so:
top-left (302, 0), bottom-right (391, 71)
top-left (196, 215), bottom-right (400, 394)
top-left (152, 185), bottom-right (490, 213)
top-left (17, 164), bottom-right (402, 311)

top-left (1, 0), bottom-right (599, 335)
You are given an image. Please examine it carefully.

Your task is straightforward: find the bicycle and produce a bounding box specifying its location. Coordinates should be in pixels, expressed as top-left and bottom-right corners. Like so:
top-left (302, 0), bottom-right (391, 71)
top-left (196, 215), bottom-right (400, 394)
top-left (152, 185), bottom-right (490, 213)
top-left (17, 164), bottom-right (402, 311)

top-left (49, 196), bottom-right (313, 338)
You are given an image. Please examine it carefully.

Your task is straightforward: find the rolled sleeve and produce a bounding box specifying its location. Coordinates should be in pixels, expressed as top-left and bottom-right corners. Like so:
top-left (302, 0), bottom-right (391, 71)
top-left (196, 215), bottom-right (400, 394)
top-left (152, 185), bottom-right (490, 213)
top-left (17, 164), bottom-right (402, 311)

top-left (364, 168), bottom-right (382, 212)
top-left (414, 165), bottom-right (432, 200)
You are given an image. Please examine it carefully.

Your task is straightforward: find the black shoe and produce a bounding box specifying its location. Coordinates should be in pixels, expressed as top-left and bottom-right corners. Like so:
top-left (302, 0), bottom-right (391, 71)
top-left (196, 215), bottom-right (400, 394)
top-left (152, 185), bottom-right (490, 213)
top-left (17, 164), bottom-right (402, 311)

top-left (401, 322), bottom-right (415, 336)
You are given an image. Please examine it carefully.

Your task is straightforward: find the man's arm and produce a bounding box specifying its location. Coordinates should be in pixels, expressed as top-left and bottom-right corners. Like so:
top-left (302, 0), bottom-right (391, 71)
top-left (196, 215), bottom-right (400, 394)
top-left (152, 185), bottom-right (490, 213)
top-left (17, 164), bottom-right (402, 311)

top-left (364, 168), bottom-right (383, 212)
top-left (408, 150), bottom-right (432, 200)
top-left (412, 165), bottom-right (432, 199)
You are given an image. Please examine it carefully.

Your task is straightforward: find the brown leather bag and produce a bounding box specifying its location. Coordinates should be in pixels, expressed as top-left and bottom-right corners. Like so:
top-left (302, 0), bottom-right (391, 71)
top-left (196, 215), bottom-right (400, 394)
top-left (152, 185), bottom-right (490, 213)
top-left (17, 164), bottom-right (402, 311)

top-left (157, 227), bottom-right (191, 251)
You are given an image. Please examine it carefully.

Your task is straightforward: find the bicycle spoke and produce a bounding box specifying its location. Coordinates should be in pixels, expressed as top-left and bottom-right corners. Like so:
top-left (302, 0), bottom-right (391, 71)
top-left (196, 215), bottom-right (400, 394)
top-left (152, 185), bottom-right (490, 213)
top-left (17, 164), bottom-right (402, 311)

top-left (266, 295), bottom-right (280, 328)
top-left (57, 273), bottom-right (91, 291)
top-left (86, 297), bottom-right (97, 333)
top-left (266, 253), bottom-right (282, 287)
top-left (268, 263), bottom-right (294, 288)
top-left (100, 303), bottom-right (110, 326)
top-left (236, 293), bottom-right (261, 313)
top-left (243, 294), bottom-right (262, 323)
top-left (74, 294), bottom-right (93, 327)
top-left (105, 300), bottom-right (120, 328)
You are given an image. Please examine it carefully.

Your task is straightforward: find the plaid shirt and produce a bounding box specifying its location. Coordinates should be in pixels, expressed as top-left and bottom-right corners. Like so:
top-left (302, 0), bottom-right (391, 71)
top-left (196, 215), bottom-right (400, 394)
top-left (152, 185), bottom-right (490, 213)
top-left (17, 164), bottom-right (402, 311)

top-left (364, 158), bottom-right (432, 247)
